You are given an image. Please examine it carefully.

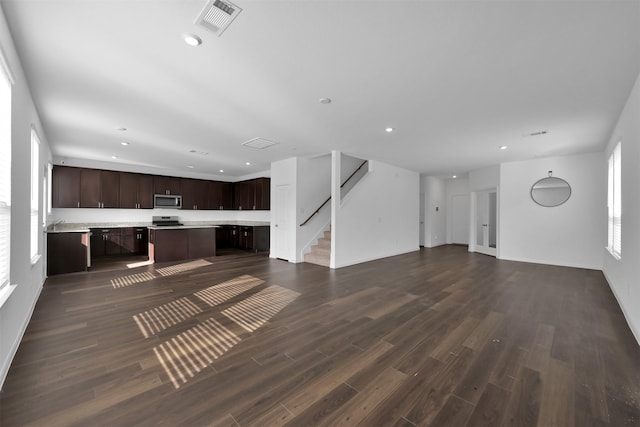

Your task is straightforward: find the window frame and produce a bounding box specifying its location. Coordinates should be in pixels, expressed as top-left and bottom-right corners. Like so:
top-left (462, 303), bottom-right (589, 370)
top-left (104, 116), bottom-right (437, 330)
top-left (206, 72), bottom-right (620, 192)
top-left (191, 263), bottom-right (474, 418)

top-left (0, 43), bottom-right (15, 302)
top-left (30, 127), bottom-right (41, 264)
top-left (607, 141), bottom-right (622, 259)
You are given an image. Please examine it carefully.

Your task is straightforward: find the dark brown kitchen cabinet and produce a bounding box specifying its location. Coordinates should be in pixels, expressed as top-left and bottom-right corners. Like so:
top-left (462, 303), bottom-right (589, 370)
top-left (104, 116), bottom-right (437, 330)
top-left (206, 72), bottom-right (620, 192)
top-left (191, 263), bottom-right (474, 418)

top-left (47, 232), bottom-right (89, 275)
top-left (208, 181), bottom-right (233, 210)
top-left (154, 176), bottom-right (181, 195)
top-left (122, 227), bottom-right (148, 255)
top-left (181, 178), bottom-right (209, 210)
top-left (52, 166), bottom-right (81, 208)
top-left (253, 178), bottom-right (270, 210)
top-left (80, 169), bottom-right (119, 208)
top-left (233, 178), bottom-right (270, 210)
top-left (90, 228), bottom-right (123, 258)
top-left (120, 172), bottom-right (153, 209)
top-left (148, 227), bottom-right (215, 263)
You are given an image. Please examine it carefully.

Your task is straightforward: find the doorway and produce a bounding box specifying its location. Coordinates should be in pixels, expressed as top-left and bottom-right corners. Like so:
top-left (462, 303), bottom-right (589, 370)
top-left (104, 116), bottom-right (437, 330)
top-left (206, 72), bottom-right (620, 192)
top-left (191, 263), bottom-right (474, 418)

top-left (471, 190), bottom-right (497, 257)
top-left (273, 185), bottom-right (292, 260)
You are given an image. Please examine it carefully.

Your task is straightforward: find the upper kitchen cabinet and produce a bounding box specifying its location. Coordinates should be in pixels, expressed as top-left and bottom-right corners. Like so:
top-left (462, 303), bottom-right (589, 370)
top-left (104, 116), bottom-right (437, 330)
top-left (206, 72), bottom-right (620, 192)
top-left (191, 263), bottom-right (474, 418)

top-left (154, 175), bottom-right (181, 195)
top-left (120, 172), bottom-right (153, 209)
top-left (233, 180), bottom-right (254, 210)
top-left (80, 169), bottom-right (120, 208)
top-left (233, 178), bottom-right (270, 210)
top-left (181, 178), bottom-right (209, 210)
top-left (253, 178), bottom-right (271, 210)
top-left (208, 181), bottom-right (233, 210)
top-left (52, 166), bottom-right (81, 208)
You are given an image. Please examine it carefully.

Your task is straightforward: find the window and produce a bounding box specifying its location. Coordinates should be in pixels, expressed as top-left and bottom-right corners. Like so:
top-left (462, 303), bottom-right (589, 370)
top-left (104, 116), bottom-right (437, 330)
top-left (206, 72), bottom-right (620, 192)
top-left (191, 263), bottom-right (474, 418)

top-left (0, 47), bottom-right (13, 294)
top-left (30, 128), bottom-right (40, 262)
top-left (607, 141), bottom-right (622, 258)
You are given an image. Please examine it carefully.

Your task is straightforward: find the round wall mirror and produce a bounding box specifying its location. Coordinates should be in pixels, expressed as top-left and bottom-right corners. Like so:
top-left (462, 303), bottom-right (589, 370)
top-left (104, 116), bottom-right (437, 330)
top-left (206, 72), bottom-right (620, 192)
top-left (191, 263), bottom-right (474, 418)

top-left (531, 176), bottom-right (571, 207)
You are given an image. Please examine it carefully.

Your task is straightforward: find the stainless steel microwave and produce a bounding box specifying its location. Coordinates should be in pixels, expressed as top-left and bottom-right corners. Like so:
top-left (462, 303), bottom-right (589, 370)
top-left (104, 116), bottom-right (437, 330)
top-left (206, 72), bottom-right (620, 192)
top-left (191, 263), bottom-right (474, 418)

top-left (154, 194), bottom-right (182, 209)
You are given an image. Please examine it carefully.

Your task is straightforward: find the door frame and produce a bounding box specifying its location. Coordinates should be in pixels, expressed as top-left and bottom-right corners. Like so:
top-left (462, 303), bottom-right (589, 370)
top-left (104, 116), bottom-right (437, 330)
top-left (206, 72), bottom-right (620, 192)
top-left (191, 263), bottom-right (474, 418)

top-left (469, 189), bottom-right (498, 257)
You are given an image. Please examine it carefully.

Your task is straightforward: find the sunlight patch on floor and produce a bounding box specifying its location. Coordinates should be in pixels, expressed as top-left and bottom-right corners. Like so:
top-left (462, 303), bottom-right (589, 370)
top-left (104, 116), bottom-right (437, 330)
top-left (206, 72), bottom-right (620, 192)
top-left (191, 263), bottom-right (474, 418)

top-left (222, 285), bottom-right (300, 332)
top-left (153, 318), bottom-right (241, 389)
top-left (155, 259), bottom-right (212, 277)
top-left (194, 275), bottom-right (265, 307)
top-left (133, 297), bottom-right (203, 338)
top-left (111, 271), bottom-right (156, 288)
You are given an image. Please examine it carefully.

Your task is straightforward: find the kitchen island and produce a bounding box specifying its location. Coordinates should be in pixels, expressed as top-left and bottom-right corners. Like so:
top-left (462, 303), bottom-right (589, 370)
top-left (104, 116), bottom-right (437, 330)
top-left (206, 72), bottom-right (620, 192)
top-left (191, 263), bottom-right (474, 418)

top-left (148, 225), bottom-right (218, 263)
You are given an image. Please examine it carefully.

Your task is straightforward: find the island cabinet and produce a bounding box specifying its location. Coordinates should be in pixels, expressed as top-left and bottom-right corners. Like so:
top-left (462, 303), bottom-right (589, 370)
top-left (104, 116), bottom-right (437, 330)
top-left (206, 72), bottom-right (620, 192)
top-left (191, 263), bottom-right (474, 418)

top-left (208, 181), bottom-right (233, 210)
top-left (120, 172), bottom-right (153, 209)
top-left (149, 227), bottom-right (216, 263)
top-left (47, 232), bottom-right (89, 275)
top-left (80, 169), bottom-right (120, 208)
top-left (154, 176), bottom-right (181, 195)
top-left (181, 178), bottom-right (209, 210)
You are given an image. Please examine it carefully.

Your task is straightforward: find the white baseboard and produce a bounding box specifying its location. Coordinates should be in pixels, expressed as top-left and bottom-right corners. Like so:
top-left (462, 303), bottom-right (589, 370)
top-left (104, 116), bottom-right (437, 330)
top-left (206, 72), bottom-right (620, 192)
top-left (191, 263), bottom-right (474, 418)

top-left (602, 269), bottom-right (640, 348)
top-left (497, 255), bottom-right (602, 271)
top-left (0, 283), bottom-right (44, 390)
top-left (332, 247), bottom-right (419, 269)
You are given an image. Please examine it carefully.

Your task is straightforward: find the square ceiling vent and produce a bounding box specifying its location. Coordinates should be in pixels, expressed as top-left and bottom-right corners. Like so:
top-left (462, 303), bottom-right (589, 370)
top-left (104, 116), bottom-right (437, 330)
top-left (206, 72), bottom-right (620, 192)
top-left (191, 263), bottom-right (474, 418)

top-left (242, 137), bottom-right (280, 150)
top-left (195, 0), bottom-right (242, 37)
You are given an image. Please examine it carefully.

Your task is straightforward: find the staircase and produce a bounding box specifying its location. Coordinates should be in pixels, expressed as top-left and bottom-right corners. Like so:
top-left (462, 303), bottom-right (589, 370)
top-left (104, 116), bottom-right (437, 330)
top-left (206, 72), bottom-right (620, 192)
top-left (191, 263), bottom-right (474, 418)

top-left (304, 227), bottom-right (331, 267)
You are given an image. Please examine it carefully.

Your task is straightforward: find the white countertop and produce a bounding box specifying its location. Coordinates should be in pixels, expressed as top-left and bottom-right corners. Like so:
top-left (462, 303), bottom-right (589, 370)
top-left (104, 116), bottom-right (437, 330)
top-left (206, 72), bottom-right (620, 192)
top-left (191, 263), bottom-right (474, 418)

top-left (47, 221), bottom-right (270, 233)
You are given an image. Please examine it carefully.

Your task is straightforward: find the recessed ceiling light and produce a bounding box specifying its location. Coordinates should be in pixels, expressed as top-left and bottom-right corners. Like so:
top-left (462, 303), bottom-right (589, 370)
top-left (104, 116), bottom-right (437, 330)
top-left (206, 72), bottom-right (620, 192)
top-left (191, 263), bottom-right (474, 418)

top-left (120, 142), bottom-right (129, 146)
top-left (452, 175), bottom-right (457, 178)
top-left (219, 169), bottom-right (224, 173)
top-left (111, 156), bottom-right (118, 159)
top-left (385, 127), bottom-right (394, 133)
top-left (245, 162), bottom-right (251, 166)
top-left (319, 97), bottom-right (332, 104)
top-left (500, 145), bottom-right (508, 150)
top-left (183, 33), bottom-right (202, 46)
top-left (187, 165), bottom-right (194, 169)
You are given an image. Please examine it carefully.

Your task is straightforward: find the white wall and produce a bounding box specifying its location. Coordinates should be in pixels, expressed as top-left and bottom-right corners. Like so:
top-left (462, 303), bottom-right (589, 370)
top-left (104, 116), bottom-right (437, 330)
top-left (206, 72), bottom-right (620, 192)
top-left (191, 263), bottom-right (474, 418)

top-left (296, 155), bottom-right (331, 262)
top-left (269, 158), bottom-right (297, 262)
top-left (422, 176), bottom-right (446, 248)
top-left (602, 72), bottom-right (640, 345)
top-left (332, 153), bottom-right (419, 268)
top-left (469, 165), bottom-right (499, 191)
top-left (445, 177), bottom-right (470, 244)
top-left (499, 152), bottom-right (606, 270)
top-left (1, 4), bottom-right (53, 388)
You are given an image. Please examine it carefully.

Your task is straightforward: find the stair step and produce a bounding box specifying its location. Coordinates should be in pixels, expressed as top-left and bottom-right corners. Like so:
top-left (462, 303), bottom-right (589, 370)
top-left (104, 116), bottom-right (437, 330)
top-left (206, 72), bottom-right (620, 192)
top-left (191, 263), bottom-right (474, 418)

top-left (304, 252), bottom-right (330, 267)
top-left (324, 230), bottom-right (331, 240)
top-left (310, 245), bottom-right (330, 256)
top-left (316, 238), bottom-right (330, 248)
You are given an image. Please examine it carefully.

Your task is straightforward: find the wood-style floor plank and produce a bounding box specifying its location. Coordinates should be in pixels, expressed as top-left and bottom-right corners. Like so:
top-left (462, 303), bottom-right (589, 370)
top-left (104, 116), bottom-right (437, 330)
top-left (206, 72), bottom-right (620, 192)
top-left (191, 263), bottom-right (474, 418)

top-left (1, 246), bottom-right (639, 426)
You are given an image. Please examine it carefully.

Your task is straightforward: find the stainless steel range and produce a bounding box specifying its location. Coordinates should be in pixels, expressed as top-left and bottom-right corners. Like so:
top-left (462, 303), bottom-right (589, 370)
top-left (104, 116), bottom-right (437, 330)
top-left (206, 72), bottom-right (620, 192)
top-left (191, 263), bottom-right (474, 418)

top-left (152, 216), bottom-right (183, 227)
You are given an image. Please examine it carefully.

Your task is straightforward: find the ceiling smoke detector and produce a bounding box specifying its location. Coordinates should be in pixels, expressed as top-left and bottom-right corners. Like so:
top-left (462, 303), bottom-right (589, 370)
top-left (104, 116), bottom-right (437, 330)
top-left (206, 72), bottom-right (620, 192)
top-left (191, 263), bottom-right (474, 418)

top-left (242, 137), bottom-right (279, 150)
top-left (195, 0), bottom-right (242, 37)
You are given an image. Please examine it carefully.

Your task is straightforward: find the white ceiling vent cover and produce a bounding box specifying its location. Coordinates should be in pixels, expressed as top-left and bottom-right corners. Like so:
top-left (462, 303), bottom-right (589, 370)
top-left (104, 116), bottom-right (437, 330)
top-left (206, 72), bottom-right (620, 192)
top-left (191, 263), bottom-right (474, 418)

top-left (195, 0), bottom-right (242, 37)
top-left (242, 138), bottom-right (280, 150)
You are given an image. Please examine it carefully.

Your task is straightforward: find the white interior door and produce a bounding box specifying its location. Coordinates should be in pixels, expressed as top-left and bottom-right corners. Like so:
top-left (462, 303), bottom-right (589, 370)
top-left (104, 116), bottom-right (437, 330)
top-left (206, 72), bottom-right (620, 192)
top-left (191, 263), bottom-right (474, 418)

top-left (451, 194), bottom-right (470, 244)
top-left (274, 185), bottom-right (291, 260)
top-left (474, 190), bottom-right (497, 257)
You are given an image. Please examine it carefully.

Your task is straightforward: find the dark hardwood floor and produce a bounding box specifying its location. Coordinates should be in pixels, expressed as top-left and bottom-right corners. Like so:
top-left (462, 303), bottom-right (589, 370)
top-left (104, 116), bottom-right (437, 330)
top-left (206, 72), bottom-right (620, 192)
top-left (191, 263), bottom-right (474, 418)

top-left (1, 245), bottom-right (639, 426)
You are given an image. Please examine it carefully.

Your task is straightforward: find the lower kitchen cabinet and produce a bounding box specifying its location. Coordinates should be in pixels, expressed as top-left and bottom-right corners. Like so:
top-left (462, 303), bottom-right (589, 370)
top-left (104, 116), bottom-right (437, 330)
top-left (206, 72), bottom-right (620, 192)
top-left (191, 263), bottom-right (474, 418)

top-left (47, 232), bottom-right (89, 275)
top-left (90, 228), bottom-right (123, 258)
top-left (216, 225), bottom-right (269, 252)
top-left (122, 227), bottom-right (149, 255)
top-left (149, 227), bottom-right (216, 263)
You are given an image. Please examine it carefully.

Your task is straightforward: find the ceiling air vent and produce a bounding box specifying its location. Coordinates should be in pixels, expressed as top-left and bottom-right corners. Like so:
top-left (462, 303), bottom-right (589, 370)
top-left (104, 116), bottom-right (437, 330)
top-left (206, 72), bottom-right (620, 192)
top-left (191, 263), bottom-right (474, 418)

top-left (242, 137), bottom-right (279, 150)
top-left (195, 0), bottom-right (242, 36)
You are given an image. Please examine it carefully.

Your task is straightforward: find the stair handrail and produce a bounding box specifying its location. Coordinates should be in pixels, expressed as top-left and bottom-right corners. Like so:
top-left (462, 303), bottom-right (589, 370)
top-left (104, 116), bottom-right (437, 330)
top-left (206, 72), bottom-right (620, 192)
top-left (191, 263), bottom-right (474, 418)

top-left (299, 160), bottom-right (368, 227)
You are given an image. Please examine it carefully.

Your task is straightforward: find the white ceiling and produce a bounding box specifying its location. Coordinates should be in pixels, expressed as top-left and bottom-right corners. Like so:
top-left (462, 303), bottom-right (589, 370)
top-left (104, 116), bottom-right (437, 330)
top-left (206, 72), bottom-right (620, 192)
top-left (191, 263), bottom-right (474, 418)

top-left (2, 0), bottom-right (639, 180)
